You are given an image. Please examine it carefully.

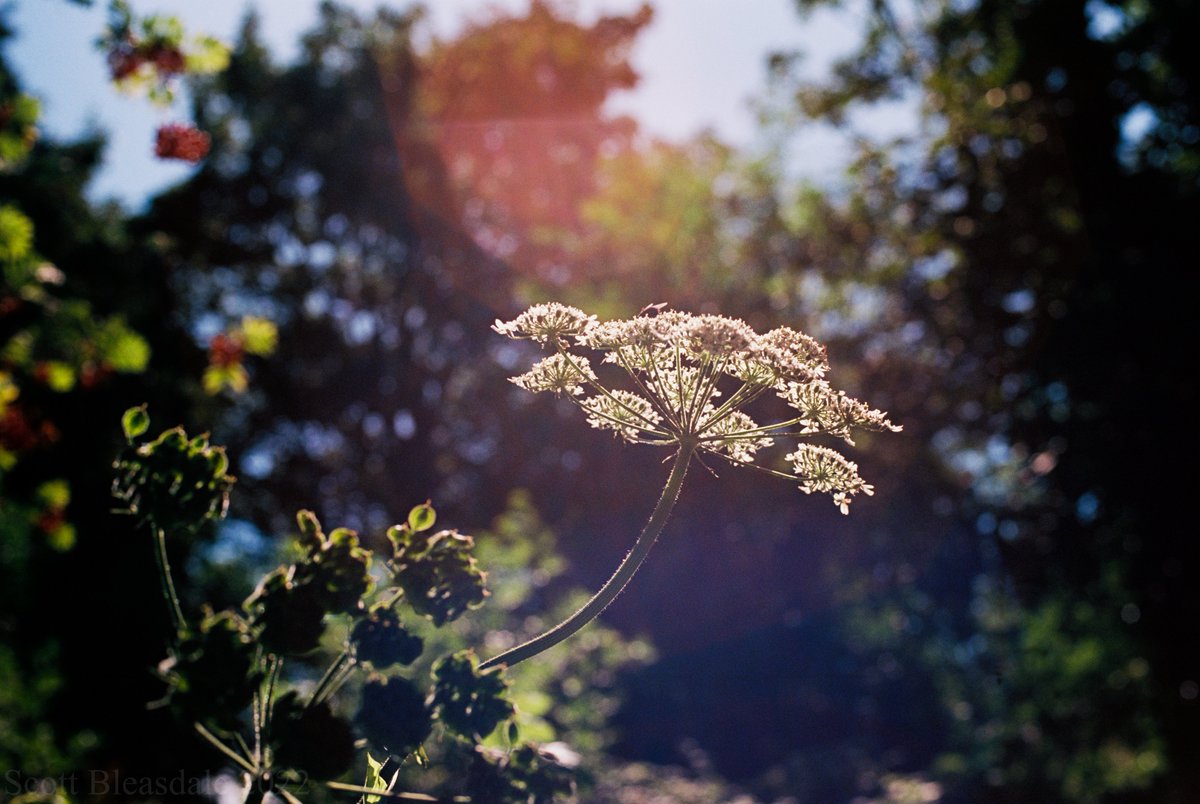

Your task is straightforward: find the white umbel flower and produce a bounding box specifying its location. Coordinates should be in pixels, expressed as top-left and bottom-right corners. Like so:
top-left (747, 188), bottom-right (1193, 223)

top-left (581, 390), bottom-right (663, 442)
top-left (700, 410), bottom-right (774, 463)
top-left (785, 444), bottom-right (875, 513)
top-left (510, 353), bottom-right (596, 396)
top-left (493, 303), bottom-right (596, 345)
top-left (496, 304), bottom-right (899, 513)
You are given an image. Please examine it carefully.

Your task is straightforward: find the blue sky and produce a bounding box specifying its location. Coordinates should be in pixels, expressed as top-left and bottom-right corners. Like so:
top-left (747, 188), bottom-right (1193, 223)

top-left (7, 0), bottom-right (876, 207)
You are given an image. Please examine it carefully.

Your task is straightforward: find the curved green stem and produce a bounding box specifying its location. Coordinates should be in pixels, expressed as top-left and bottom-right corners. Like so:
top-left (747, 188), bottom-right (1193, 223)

top-left (153, 526), bottom-right (186, 639)
top-left (480, 443), bottom-right (694, 670)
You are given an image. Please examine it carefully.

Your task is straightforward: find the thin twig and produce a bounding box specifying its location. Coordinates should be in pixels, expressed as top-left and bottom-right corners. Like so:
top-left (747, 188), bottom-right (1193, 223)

top-left (325, 780), bottom-right (464, 801)
top-left (194, 722), bottom-right (256, 774)
top-left (152, 526), bottom-right (187, 638)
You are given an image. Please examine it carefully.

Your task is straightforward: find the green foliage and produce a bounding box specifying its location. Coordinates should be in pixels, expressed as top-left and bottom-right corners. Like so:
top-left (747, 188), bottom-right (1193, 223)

top-left (388, 522), bottom-right (488, 626)
top-left (431, 651), bottom-right (513, 740)
top-left (114, 414), bottom-right (574, 800)
top-left (354, 675), bottom-right (432, 759)
top-left (120, 404), bottom-right (150, 440)
top-left (0, 204), bottom-right (33, 261)
top-left (936, 572), bottom-right (1166, 800)
top-left (467, 743), bottom-right (576, 803)
top-left (0, 192), bottom-right (150, 409)
top-left (157, 610), bottom-right (261, 728)
top-left (0, 32), bottom-right (177, 790)
top-left (0, 93), bottom-right (38, 167)
top-left (414, 490), bottom-right (657, 762)
top-left (100, 0), bottom-right (230, 105)
top-left (350, 608), bottom-right (423, 669)
top-left (0, 643), bottom-right (95, 781)
top-left (112, 411), bottom-right (233, 533)
top-left (271, 691), bottom-right (356, 779)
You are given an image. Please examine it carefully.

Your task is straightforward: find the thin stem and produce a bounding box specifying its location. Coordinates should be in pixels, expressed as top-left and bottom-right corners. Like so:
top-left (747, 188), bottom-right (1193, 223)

top-left (194, 723), bottom-right (256, 774)
top-left (262, 655), bottom-right (281, 734)
top-left (239, 773), bottom-right (255, 804)
top-left (698, 429), bottom-right (811, 442)
top-left (570, 396), bottom-right (671, 441)
top-left (233, 732), bottom-right (254, 764)
top-left (480, 443), bottom-right (694, 670)
top-left (684, 353), bottom-right (720, 431)
top-left (324, 781), bottom-right (459, 802)
top-left (309, 650), bottom-right (356, 708)
top-left (674, 344), bottom-right (688, 427)
top-left (559, 348), bottom-right (670, 437)
top-left (615, 347), bottom-right (682, 428)
top-left (697, 380), bottom-right (768, 433)
top-left (644, 349), bottom-right (682, 430)
top-left (707, 453), bottom-right (800, 482)
top-left (699, 413), bottom-right (814, 440)
top-left (152, 526), bottom-right (187, 639)
top-left (251, 691), bottom-right (263, 767)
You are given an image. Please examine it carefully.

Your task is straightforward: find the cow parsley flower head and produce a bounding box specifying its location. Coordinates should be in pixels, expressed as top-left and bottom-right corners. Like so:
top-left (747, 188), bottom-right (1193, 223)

top-left (492, 302), bottom-right (595, 345)
top-left (784, 444), bottom-right (875, 514)
top-left (494, 304), bottom-right (900, 514)
top-left (510, 353), bottom-right (596, 396)
top-left (483, 304), bottom-right (904, 671)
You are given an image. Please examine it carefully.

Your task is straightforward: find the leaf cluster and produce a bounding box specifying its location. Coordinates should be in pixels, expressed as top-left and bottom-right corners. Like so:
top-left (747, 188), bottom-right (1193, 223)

top-left (111, 408), bottom-right (233, 534)
top-left (115, 410), bottom-right (574, 801)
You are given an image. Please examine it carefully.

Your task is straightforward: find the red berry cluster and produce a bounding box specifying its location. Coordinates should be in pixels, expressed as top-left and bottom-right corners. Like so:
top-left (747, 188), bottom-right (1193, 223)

top-left (0, 405), bottom-right (59, 454)
top-left (207, 332), bottom-right (245, 368)
top-left (108, 37), bottom-right (187, 81)
top-left (155, 123), bottom-right (211, 163)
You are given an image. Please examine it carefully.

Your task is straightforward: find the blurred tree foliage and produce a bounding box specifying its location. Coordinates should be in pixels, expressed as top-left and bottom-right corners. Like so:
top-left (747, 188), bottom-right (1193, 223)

top-left (408, 0), bottom-right (651, 280)
top-left (686, 0), bottom-right (1198, 798)
top-left (144, 1), bottom-right (657, 534)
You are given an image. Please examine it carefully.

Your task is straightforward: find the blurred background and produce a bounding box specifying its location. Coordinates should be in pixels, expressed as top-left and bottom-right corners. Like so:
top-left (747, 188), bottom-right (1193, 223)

top-left (2, 0), bottom-right (1197, 800)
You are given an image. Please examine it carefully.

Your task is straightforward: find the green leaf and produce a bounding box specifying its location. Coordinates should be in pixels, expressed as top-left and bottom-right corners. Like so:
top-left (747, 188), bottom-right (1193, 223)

top-left (407, 501), bottom-right (436, 532)
top-left (0, 372), bottom-right (17, 411)
top-left (96, 317), bottom-right (151, 373)
top-left (185, 35), bottom-right (231, 75)
top-left (392, 529), bottom-right (487, 625)
top-left (46, 522), bottom-right (76, 552)
top-left (203, 363), bottom-right (248, 394)
top-left (296, 509), bottom-right (323, 547)
top-left (0, 205), bottom-right (34, 262)
top-left (355, 676), bottom-right (432, 759)
top-left (2, 331), bottom-right (32, 365)
top-left (43, 361), bottom-right (75, 392)
top-left (122, 405), bottom-right (151, 440)
top-left (385, 524), bottom-right (408, 553)
top-left (239, 315), bottom-right (277, 356)
top-left (0, 95), bottom-right (39, 167)
top-left (430, 650), bottom-right (513, 740)
top-left (363, 752), bottom-right (388, 804)
top-left (36, 479), bottom-right (70, 509)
